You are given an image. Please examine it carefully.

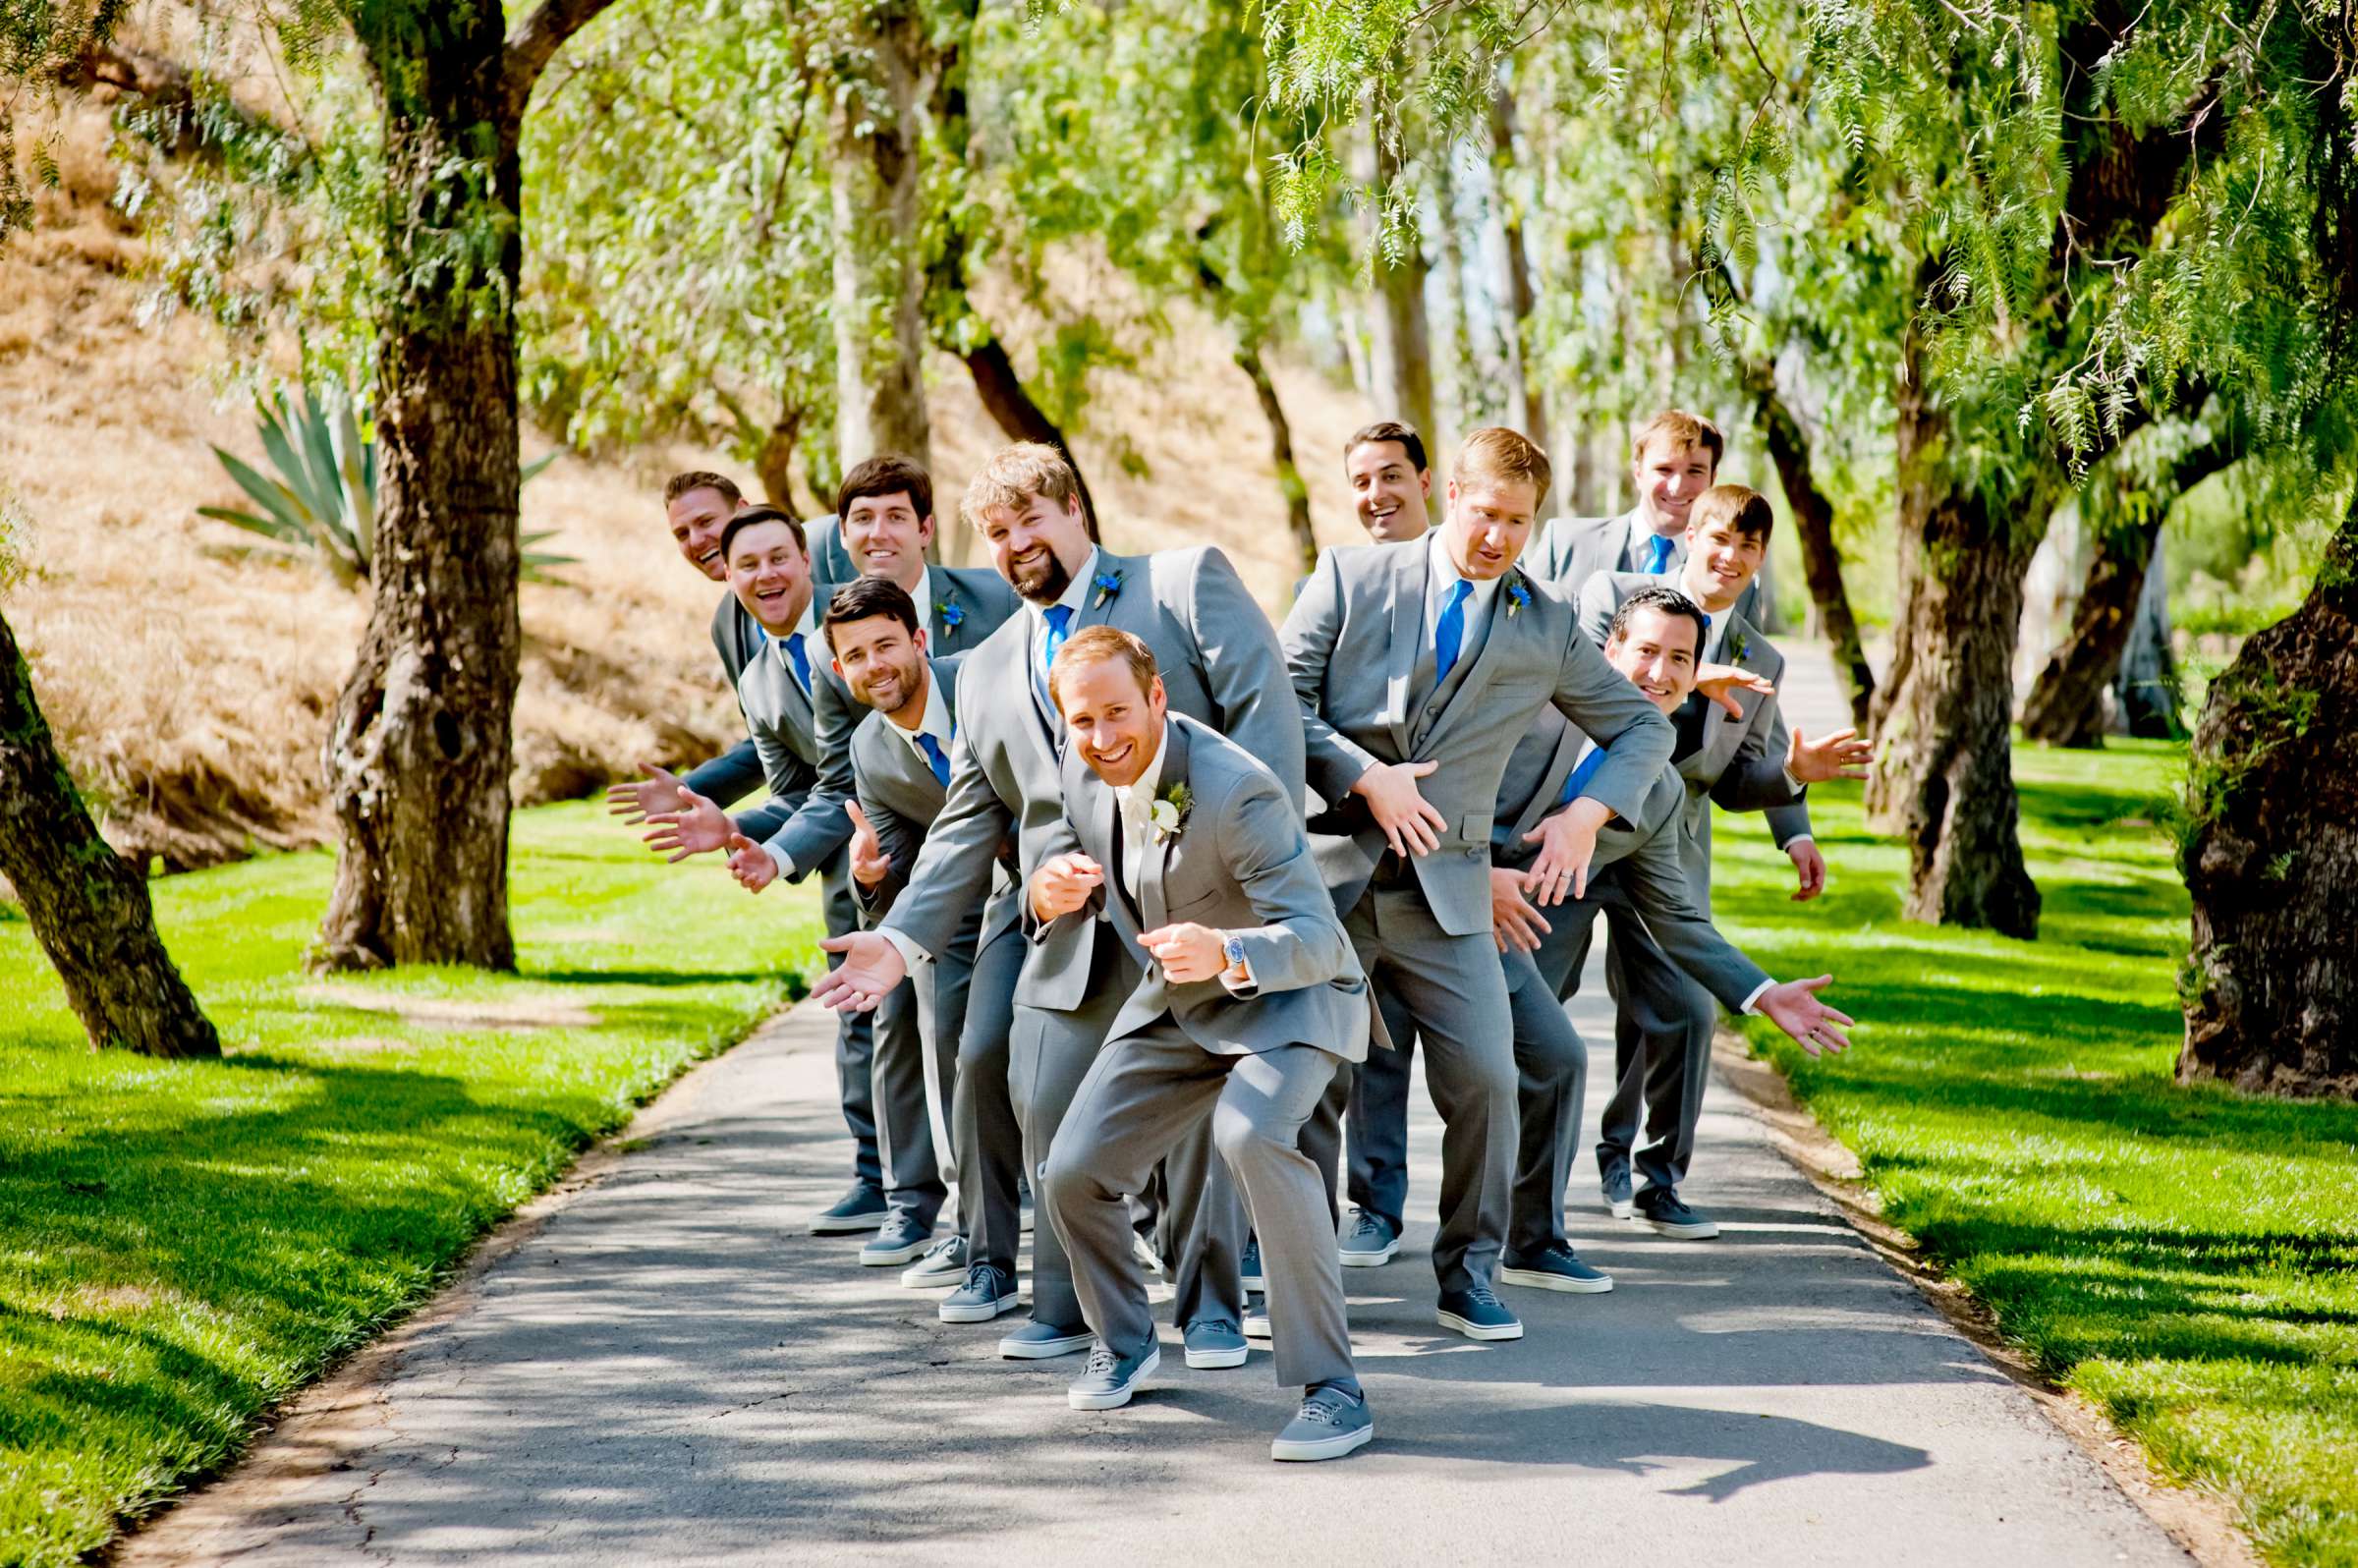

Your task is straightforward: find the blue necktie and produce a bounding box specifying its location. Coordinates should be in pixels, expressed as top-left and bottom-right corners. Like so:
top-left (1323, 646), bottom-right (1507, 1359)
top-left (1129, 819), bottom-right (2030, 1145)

top-left (1036, 604), bottom-right (1074, 711)
top-left (1433, 579), bottom-right (1474, 686)
top-left (1703, 613), bottom-right (1713, 655)
top-left (1645, 534), bottom-right (1674, 574)
top-left (917, 732), bottom-right (951, 787)
top-left (1558, 744), bottom-right (1607, 807)
top-left (783, 631), bottom-right (812, 695)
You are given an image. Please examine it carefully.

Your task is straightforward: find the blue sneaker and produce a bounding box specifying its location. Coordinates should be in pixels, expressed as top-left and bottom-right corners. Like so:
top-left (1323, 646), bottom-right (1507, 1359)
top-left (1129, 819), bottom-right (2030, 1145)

top-left (900, 1233), bottom-right (967, 1289)
top-left (1337, 1210), bottom-right (1400, 1267)
top-left (808, 1183), bottom-right (890, 1235)
top-left (937, 1262), bottom-right (1019, 1323)
top-left (1067, 1339), bottom-right (1159, 1410)
top-left (1000, 1318), bottom-right (1095, 1360)
top-left (1241, 1237), bottom-right (1265, 1293)
top-left (1435, 1285), bottom-right (1524, 1341)
top-left (1183, 1318), bottom-right (1249, 1370)
top-left (1636, 1190), bottom-right (1719, 1239)
top-left (1271, 1384), bottom-right (1375, 1462)
top-left (1600, 1157), bottom-right (1635, 1220)
top-left (1500, 1243), bottom-right (1614, 1294)
top-left (858, 1211), bottom-right (932, 1266)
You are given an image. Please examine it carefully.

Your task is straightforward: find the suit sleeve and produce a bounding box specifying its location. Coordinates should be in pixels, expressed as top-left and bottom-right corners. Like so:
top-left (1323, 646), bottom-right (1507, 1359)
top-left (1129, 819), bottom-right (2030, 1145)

top-left (853, 764), bottom-right (918, 923)
top-left (1278, 547), bottom-right (1382, 807)
top-left (1185, 546), bottom-right (1307, 803)
top-left (882, 671), bottom-right (1017, 961)
top-left (684, 737), bottom-right (769, 810)
top-left (762, 672), bottom-right (858, 880)
top-left (1574, 573), bottom-right (1618, 646)
top-left (1219, 774), bottom-right (1350, 995)
top-left (735, 700), bottom-right (804, 846)
top-left (1708, 685), bottom-right (1806, 817)
top-left (1550, 619), bottom-right (1674, 829)
top-left (1617, 821), bottom-right (1772, 1013)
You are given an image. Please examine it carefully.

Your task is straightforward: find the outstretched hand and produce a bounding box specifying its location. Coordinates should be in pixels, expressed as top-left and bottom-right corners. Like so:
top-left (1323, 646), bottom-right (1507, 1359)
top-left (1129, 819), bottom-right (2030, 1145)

top-left (605, 762), bottom-right (684, 824)
top-left (1759, 975), bottom-right (1854, 1057)
top-left (1694, 662), bottom-right (1776, 719)
top-left (1352, 759), bottom-right (1449, 858)
top-left (645, 784), bottom-right (732, 862)
top-left (724, 832), bottom-right (777, 893)
top-left (811, 931), bottom-right (910, 1014)
top-left (1788, 726), bottom-right (1874, 785)
top-left (844, 801), bottom-right (892, 889)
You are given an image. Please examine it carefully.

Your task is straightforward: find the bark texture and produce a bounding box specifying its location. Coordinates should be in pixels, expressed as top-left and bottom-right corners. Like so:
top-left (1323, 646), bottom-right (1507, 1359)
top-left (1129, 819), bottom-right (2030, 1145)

top-left (1750, 364), bottom-right (1874, 727)
top-left (315, 0), bottom-right (614, 972)
top-left (1368, 140), bottom-right (1437, 455)
top-left (829, 2), bottom-right (932, 476)
top-left (1237, 344), bottom-right (1319, 574)
top-left (2020, 513), bottom-right (2165, 747)
top-left (0, 607), bottom-right (219, 1056)
top-left (1488, 84), bottom-right (1547, 452)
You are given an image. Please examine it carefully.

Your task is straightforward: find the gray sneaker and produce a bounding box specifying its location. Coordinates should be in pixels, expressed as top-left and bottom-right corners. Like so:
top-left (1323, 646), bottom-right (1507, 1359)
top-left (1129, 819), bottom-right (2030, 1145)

top-left (1600, 1159), bottom-right (1635, 1220)
top-left (809, 1183), bottom-right (891, 1235)
top-left (1337, 1210), bottom-right (1400, 1267)
top-left (1500, 1243), bottom-right (1615, 1294)
top-left (1183, 1318), bottom-right (1249, 1370)
top-left (1067, 1339), bottom-right (1159, 1410)
top-left (938, 1263), bottom-right (1019, 1323)
top-left (1000, 1318), bottom-right (1096, 1360)
top-left (1636, 1191), bottom-right (1719, 1239)
top-left (900, 1233), bottom-right (967, 1288)
top-left (858, 1211), bottom-right (932, 1266)
top-left (1242, 1305), bottom-right (1273, 1340)
top-left (1241, 1236), bottom-right (1265, 1292)
top-left (1271, 1385), bottom-right (1375, 1462)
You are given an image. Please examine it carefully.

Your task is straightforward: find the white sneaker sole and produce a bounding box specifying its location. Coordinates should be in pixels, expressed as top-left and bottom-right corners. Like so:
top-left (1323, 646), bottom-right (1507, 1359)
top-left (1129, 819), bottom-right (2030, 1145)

top-left (1338, 1240), bottom-right (1400, 1267)
top-left (900, 1263), bottom-right (966, 1289)
top-left (1185, 1344), bottom-right (1250, 1370)
top-left (1436, 1310), bottom-right (1525, 1342)
top-left (1068, 1346), bottom-right (1159, 1410)
top-left (1499, 1265), bottom-right (1614, 1294)
top-left (859, 1238), bottom-right (931, 1266)
top-left (937, 1293), bottom-right (1019, 1323)
top-left (1242, 1316), bottom-right (1273, 1341)
top-left (1001, 1328), bottom-right (1096, 1360)
top-left (1241, 1273), bottom-right (1266, 1292)
top-left (1271, 1419), bottom-right (1376, 1462)
top-left (809, 1209), bottom-right (892, 1235)
top-left (1642, 1217), bottom-right (1719, 1239)
top-left (1607, 1198), bottom-right (1635, 1220)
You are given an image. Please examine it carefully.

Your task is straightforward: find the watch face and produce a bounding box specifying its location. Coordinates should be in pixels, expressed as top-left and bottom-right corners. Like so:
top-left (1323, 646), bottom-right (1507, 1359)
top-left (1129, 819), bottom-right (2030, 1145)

top-left (1224, 935), bottom-right (1247, 965)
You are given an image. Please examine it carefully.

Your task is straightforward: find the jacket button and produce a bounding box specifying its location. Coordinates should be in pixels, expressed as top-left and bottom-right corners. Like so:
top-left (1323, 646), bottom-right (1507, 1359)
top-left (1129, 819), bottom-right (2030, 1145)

top-left (1464, 847), bottom-right (1482, 860)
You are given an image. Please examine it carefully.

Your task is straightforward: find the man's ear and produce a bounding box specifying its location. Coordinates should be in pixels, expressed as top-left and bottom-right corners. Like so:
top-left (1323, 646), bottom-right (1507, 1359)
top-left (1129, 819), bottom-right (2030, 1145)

top-left (913, 627), bottom-right (929, 654)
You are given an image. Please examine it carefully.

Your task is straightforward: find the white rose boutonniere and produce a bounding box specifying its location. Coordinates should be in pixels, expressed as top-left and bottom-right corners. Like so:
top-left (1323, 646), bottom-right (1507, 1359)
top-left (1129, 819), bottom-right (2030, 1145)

top-left (1151, 782), bottom-right (1192, 845)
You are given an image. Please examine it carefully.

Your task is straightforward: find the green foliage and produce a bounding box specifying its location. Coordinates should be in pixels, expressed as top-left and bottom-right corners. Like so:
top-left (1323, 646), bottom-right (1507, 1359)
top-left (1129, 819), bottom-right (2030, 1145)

top-left (1718, 743), bottom-right (2358, 1567)
top-left (202, 381), bottom-right (572, 584)
top-left (0, 1), bottom-right (130, 243)
top-left (0, 800), bottom-right (825, 1566)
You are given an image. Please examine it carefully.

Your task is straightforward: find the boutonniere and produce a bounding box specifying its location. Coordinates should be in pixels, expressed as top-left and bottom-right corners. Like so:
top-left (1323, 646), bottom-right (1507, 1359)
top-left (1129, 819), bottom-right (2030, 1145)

top-left (1505, 578), bottom-right (1532, 619)
top-left (936, 599), bottom-right (965, 634)
top-left (1726, 626), bottom-right (1750, 665)
top-left (1150, 781), bottom-right (1192, 844)
top-left (1091, 568), bottom-right (1124, 609)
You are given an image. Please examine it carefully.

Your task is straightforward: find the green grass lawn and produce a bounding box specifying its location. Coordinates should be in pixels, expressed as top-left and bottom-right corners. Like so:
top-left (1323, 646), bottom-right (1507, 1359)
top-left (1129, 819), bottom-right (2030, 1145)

top-left (0, 802), bottom-right (823, 1567)
top-left (1715, 739), bottom-right (2358, 1568)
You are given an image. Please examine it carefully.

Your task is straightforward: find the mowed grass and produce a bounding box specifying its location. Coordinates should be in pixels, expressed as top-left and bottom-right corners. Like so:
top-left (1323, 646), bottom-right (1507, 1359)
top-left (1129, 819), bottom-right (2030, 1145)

top-left (0, 802), bottom-right (822, 1567)
top-left (1714, 739), bottom-right (2358, 1568)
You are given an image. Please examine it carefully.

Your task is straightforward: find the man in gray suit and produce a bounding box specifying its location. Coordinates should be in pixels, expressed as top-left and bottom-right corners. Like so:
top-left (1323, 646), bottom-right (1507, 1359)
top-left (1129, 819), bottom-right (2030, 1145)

top-left (1575, 485), bottom-right (1871, 1237)
top-left (1491, 585), bottom-right (1858, 1290)
top-left (1282, 425), bottom-right (1674, 1342)
top-left (1524, 410), bottom-right (1763, 628)
top-left (1030, 628), bottom-right (1376, 1461)
top-left (812, 442), bottom-right (1303, 1365)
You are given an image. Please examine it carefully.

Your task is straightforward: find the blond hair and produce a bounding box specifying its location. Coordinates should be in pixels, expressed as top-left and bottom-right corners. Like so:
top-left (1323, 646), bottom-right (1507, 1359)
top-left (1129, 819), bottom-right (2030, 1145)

top-left (1048, 625), bottom-right (1159, 711)
top-left (960, 442), bottom-right (1084, 532)
top-left (1630, 409), bottom-right (1725, 470)
top-left (1688, 482), bottom-right (1775, 541)
top-left (1454, 426), bottom-right (1553, 509)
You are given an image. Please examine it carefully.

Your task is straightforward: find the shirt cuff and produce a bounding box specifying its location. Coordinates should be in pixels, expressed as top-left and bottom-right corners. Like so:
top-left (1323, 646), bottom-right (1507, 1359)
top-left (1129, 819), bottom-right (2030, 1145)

top-left (1740, 978), bottom-right (1776, 1016)
top-left (759, 835), bottom-right (798, 882)
top-left (1782, 833), bottom-right (1815, 851)
top-left (879, 926), bottom-right (932, 971)
top-left (1781, 764), bottom-right (1805, 796)
top-left (1218, 950), bottom-right (1257, 993)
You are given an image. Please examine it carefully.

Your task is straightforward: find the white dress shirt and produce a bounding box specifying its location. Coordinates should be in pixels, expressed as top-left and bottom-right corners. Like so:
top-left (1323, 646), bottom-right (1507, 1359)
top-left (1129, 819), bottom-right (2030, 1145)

top-left (886, 663), bottom-right (954, 771)
top-left (754, 588), bottom-right (827, 881)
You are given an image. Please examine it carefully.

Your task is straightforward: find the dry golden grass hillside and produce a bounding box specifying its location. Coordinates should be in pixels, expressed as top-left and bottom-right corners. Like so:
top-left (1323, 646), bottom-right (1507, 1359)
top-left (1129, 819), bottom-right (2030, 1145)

top-left (5, 98), bottom-right (1375, 868)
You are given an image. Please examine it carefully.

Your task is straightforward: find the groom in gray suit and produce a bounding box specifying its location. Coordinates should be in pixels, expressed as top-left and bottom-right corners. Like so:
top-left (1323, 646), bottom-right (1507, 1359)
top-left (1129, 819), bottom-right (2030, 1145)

top-left (1031, 628), bottom-right (1376, 1461)
top-left (1575, 485), bottom-right (1871, 1237)
top-left (813, 442), bottom-right (1303, 1366)
top-left (1281, 425), bottom-right (1674, 1342)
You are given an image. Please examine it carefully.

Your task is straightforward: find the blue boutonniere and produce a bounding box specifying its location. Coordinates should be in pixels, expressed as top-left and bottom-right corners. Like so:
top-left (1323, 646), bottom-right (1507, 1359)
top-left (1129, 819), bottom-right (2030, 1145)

top-left (1505, 578), bottom-right (1532, 619)
top-left (1091, 568), bottom-right (1124, 609)
top-left (936, 599), bottom-right (965, 634)
top-left (1726, 626), bottom-right (1750, 665)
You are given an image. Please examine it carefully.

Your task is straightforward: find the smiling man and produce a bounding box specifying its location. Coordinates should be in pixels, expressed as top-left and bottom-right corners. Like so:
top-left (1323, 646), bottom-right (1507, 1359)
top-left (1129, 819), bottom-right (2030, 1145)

top-left (1574, 484), bottom-right (1872, 1238)
top-left (1281, 425), bottom-right (1674, 1343)
top-left (1027, 627), bottom-right (1376, 1460)
top-left (1525, 411), bottom-right (1762, 627)
top-left (811, 442), bottom-right (1303, 1368)
top-left (1343, 420), bottom-right (1432, 542)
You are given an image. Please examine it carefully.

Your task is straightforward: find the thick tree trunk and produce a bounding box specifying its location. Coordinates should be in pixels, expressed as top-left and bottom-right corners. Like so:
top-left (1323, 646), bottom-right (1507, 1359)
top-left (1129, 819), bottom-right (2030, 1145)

top-left (316, 5), bottom-right (533, 972)
top-left (1488, 84), bottom-right (1547, 452)
top-left (1865, 303), bottom-right (2045, 939)
top-left (752, 400), bottom-right (803, 513)
top-left (1368, 140), bottom-right (1437, 460)
top-left (1236, 343), bottom-right (1319, 575)
top-left (2020, 512), bottom-right (2163, 747)
top-left (828, 2), bottom-right (931, 476)
top-left (959, 339), bottom-right (1098, 539)
top-left (1749, 365), bottom-right (1874, 727)
top-left (0, 607), bottom-right (219, 1056)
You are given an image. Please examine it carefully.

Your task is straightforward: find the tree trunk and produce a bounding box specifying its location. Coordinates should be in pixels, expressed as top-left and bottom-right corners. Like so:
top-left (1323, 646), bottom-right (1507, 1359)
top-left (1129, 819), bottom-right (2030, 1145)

top-left (1749, 364), bottom-right (1874, 727)
top-left (2020, 511), bottom-right (2163, 747)
top-left (1488, 83), bottom-right (1547, 452)
top-left (1236, 342), bottom-right (1318, 575)
top-left (959, 338), bottom-right (1098, 540)
top-left (2178, 31), bottom-right (2358, 1097)
top-left (315, 0), bottom-right (620, 970)
top-left (1864, 298), bottom-right (2045, 939)
top-left (0, 607), bottom-right (219, 1056)
top-left (1571, 419), bottom-right (1601, 516)
top-left (752, 400), bottom-right (803, 513)
top-left (1367, 139), bottom-right (1437, 461)
top-left (828, 2), bottom-right (931, 476)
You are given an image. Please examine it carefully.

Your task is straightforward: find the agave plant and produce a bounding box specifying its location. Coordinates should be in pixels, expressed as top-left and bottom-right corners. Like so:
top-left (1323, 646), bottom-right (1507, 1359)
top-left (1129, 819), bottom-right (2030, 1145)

top-left (203, 384), bottom-right (573, 584)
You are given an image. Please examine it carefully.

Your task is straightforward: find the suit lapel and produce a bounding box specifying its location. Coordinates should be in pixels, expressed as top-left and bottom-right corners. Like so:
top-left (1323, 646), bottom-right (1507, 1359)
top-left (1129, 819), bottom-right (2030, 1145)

top-left (1420, 567), bottom-right (1528, 754)
top-left (1382, 543), bottom-right (1428, 756)
top-left (1137, 721), bottom-right (1189, 933)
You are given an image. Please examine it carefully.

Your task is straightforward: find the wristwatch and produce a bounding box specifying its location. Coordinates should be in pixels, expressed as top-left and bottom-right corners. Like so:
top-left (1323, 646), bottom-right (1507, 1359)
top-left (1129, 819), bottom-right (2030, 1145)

top-left (1221, 931), bottom-right (1248, 972)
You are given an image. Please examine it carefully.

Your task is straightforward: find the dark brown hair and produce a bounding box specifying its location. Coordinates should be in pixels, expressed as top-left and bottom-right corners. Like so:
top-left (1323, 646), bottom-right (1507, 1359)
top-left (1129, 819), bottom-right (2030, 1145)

top-left (835, 455), bottom-right (933, 525)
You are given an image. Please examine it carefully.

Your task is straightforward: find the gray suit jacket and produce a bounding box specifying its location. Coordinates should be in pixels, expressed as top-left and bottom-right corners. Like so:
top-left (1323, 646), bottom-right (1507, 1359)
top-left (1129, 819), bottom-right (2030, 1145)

top-left (1035, 715), bottom-right (1373, 1061)
top-left (884, 544), bottom-right (1306, 1013)
top-left (848, 653), bottom-right (1015, 949)
top-left (769, 564), bottom-right (1022, 882)
top-left (1577, 571), bottom-right (1810, 896)
top-left (1281, 538), bottom-right (1674, 938)
top-left (1489, 709), bottom-right (1769, 1013)
top-left (736, 638), bottom-right (821, 868)
top-left (1528, 509), bottom-right (1763, 626)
